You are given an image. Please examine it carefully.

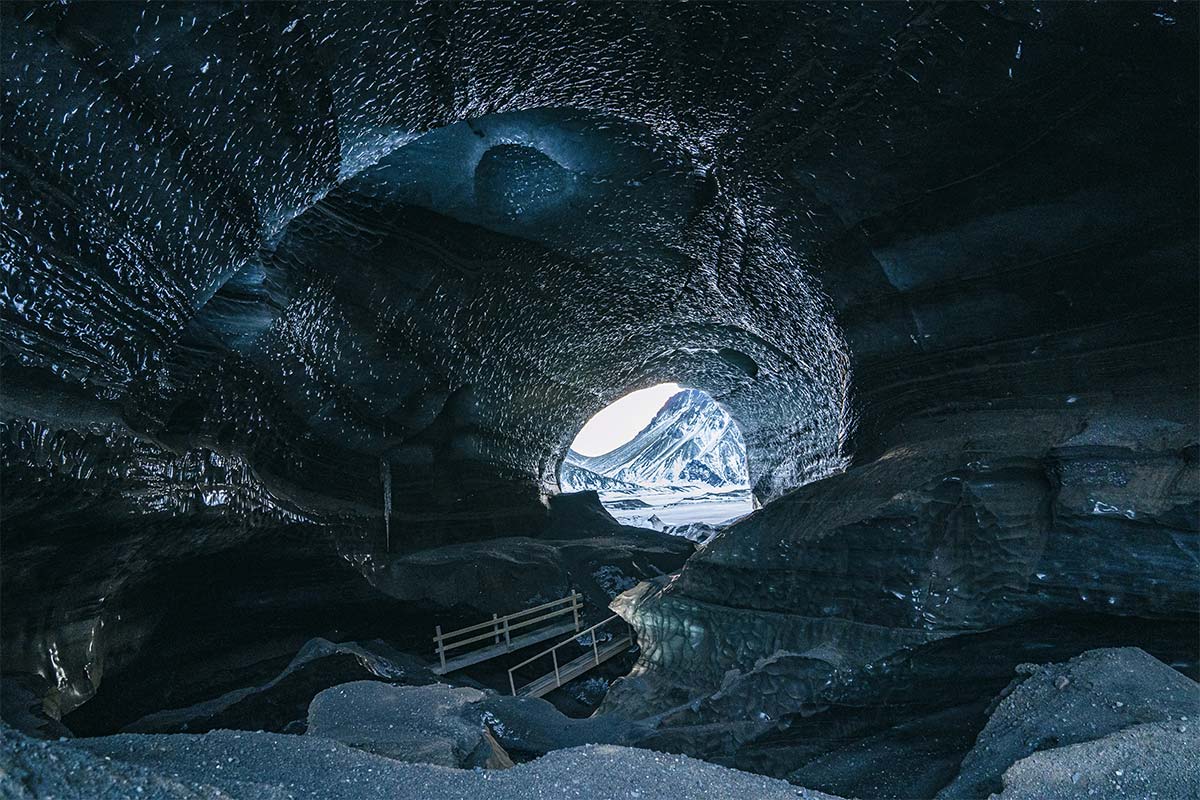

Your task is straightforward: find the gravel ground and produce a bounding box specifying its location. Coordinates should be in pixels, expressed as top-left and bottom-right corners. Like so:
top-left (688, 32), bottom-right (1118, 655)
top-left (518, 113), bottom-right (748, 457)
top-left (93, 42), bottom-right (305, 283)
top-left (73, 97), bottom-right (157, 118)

top-left (995, 721), bottom-right (1198, 800)
top-left (1, 726), bottom-right (841, 800)
top-left (938, 647), bottom-right (1199, 799)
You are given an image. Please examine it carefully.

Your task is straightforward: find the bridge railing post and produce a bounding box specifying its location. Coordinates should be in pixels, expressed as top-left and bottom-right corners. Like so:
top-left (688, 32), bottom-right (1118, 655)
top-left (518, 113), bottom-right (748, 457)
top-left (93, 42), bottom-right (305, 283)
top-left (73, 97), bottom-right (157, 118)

top-left (503, 617), bottom-right (511, 648)
top-left (435, 625), bottom-right (446, 672)
top-left (552, 649), bottom-right (561, 686)
top-left (492, 613), bottom-right (500, 645)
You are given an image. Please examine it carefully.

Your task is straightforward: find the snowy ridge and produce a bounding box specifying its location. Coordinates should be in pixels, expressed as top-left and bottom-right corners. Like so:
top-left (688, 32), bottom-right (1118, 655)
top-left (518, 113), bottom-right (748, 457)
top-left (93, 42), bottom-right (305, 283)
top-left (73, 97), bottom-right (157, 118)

top-left (558, 461), bottom-right (644, 492)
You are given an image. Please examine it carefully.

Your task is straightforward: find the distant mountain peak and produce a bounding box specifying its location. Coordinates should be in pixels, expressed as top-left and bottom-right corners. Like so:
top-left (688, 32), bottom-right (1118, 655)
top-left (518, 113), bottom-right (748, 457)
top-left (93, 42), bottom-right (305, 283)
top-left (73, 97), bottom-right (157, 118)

top-left (562, 389), bottom-right (748, 491)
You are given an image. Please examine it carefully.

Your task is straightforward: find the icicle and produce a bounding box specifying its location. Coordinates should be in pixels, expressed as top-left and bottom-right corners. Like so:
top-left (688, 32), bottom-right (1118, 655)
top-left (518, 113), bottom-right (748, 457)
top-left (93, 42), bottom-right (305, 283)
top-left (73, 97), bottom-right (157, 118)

top-left (379, 458), bottom-right (393, 552)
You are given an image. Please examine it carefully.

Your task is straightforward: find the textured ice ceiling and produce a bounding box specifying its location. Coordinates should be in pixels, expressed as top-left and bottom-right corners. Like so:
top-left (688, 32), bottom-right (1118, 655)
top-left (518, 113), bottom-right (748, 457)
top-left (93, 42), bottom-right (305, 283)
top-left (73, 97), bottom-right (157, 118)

top-left (1, 1), bottom-right (882, 534)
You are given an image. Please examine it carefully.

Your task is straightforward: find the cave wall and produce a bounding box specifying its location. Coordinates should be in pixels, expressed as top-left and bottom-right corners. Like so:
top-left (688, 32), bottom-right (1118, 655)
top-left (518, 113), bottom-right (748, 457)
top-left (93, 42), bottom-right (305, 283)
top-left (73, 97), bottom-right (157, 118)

top-left (599, 2), bottom-right (1200, 780)
top-left (1, 0), bottom-right (1197, 738)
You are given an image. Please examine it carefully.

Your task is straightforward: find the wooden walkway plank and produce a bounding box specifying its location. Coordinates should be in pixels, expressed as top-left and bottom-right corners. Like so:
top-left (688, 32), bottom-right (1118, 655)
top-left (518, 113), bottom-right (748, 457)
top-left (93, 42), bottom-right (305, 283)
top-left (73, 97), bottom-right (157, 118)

top-left (517, 636), bottom-right (632, 698)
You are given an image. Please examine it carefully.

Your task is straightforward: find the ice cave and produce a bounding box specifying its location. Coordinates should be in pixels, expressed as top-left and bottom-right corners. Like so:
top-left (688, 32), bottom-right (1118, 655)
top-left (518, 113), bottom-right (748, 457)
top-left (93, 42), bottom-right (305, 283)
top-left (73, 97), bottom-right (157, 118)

top-left (1, 3), bottom-right (1197, 799)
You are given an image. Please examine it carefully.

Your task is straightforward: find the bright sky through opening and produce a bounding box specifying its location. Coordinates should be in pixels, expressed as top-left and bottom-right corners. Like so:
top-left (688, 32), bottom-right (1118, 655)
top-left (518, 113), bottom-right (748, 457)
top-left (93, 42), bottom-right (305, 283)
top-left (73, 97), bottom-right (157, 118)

top-left (570, 383), bottom-right (682, 457)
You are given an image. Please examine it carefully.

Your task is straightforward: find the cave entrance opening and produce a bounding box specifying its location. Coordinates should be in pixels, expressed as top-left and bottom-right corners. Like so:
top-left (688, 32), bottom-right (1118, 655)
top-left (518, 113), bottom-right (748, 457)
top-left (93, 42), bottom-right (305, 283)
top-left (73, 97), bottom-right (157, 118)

top-left (560, 383), bottom-right (752, 538)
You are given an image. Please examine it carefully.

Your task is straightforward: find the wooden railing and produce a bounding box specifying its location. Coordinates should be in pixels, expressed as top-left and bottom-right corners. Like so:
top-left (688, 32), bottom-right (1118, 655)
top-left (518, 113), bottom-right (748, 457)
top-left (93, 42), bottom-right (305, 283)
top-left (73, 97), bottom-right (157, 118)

top-left (433, 591), bottom-right (582, 674)
top-left (507, 613), bottom-right (633, 697)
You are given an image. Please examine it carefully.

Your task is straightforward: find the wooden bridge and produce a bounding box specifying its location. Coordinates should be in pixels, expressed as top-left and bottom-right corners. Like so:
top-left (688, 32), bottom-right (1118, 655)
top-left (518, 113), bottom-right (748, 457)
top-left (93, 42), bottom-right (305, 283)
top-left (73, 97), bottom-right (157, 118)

top-left (507, 614), bottom-right (632, 698)
top-left (433, 592), bottom-right (583, 675)
top-left (431, 592), bottom-right (633, 697)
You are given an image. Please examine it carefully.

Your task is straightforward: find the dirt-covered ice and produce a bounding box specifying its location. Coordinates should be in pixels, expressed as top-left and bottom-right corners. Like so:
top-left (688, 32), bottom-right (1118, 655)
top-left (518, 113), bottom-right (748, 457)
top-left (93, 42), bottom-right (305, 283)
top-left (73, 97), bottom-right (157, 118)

top-left (0, 725), bottom-right (841, 800)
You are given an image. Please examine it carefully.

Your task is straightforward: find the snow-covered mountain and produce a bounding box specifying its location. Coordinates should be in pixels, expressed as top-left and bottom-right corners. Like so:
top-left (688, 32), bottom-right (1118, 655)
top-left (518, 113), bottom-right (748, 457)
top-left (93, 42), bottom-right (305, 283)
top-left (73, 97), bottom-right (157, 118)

top-left (558, 461), bottom-right (645, 492)
top-left (563, 389), bottom-right (748, 490)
